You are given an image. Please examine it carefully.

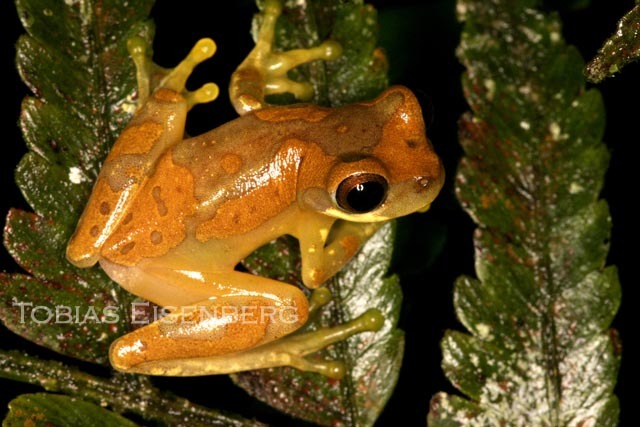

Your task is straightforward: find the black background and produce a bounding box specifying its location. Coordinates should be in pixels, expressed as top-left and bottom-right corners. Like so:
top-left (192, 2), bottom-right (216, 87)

top-left (1, 0), bottom-right (636, 425)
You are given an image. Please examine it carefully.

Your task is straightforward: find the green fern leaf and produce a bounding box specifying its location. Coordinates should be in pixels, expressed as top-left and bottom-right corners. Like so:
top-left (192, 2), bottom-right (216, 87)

top-left (585, 4), bottom-right (640, 82)
top-left (1, 0), bottom-right (154, 364)
top-left (428, 1), bottom-right (621, 425)
top-left (5, 393), bottom-right (139, 427)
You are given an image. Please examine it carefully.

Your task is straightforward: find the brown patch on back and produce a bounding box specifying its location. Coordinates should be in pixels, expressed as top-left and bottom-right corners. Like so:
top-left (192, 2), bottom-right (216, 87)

top-left (220, 153), bottom-right (243, 174)
top-left (99, 202), bottom-right (110, 215)
top-left (255, 105), bottom-right (331, 123)
top-left (282, 91), bottom-right (403, 157)
top-left (107, 122), bottom-right (163, 157)
top-left (102, 151), bottom-right (197, 266)
top-left (153, 88), bottom-right (183, 103)
top-left (152, 186), bottom-right (169, 216)
top-left (335, 124), bottom-right (349, 134)
top-left (150, 231), bottom-right (164, 244)
top-left (122, 213), bottom-right (133, 225)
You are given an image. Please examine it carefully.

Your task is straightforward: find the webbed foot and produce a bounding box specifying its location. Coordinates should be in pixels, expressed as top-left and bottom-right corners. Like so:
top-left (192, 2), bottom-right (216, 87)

top-left (127, 36), bottom-right (219, 110)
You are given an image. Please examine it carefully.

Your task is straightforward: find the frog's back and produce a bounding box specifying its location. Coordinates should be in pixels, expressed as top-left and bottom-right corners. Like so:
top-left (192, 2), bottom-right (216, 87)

top-left (99, 112), bottom-right (307, 267)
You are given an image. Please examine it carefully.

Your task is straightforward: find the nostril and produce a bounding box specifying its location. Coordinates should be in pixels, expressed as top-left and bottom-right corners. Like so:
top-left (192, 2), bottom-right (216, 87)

top-left (416, 176), bottom-right (430, 190)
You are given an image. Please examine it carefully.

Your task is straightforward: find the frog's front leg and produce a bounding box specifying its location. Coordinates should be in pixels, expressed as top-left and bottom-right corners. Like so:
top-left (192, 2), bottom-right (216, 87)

top-left (229, 0), bottom-right (342, 114)
top-left (293, 214), bottom-right (384, 288)
top-left (107, 264), bottom-right (381, 378)
top-left (66, 38), bottom-right (218, 267)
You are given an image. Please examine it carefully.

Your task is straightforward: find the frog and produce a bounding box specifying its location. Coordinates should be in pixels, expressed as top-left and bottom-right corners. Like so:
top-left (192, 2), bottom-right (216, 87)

top-left (65, 0), bottom-right (444, 378)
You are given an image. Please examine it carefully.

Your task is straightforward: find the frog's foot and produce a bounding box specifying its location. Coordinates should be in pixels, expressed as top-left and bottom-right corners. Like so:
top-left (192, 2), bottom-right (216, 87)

top-left (230, 0), bottom-right (342, 114)
top-left (260, 288), bottom-right (384, 378)
top-left (127, 37), bottom-right (219, 110)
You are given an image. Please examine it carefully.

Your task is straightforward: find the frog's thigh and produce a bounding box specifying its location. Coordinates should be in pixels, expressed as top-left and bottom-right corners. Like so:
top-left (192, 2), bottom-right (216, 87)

top-left (101, 258), bottom-right (307, 309)
top-left (104, 261), bottom-right (309, 372)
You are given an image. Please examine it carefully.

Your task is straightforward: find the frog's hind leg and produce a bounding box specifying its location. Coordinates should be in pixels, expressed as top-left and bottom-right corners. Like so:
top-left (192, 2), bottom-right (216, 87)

top-left (105, 262), bottom-right (382, 378)
top-left (106, 264), bottom-right (310, 375)
top-left (66, 38), bottom-right (219, 268)
top-left (117, 295), bottom-right (383, 379)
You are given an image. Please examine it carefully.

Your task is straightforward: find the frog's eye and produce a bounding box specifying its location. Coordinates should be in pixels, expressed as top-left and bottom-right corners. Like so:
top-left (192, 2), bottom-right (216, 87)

top-left (336, 173), bottom-right (388, 214)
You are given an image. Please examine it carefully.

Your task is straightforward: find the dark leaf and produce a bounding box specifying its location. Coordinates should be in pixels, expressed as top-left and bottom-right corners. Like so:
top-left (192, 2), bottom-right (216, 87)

top-left (585, 4), bottom-right (640, 82)
top-left (4, 393), bottom-right (139, 427)
top-left (429, 0), bottom-right (621, 424)
top-left (0, 350), bottom-right (265, 426)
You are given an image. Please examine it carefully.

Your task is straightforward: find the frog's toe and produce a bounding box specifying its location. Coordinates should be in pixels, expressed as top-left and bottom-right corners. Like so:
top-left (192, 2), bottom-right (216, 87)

top-left (318, 40), bottom-right (343, 61)
top-left (261, 40), bottom-right (342, 102)
top-left (289, 356), bottom-right (345, 379)
top-left (186, 82), bottom-right (220, 109)
top-left (265, 77), bottom-right (314, 101)
top-left (155, 38), bottom-right (219, 109)
top-left (127, 36), bottom-right (153, 105)
top-left (162, 38), bottom-right (216, 90)
top-left (308, 287), bottom-right (332, 313)
top-left (126, 36), bottom-right (219, 110)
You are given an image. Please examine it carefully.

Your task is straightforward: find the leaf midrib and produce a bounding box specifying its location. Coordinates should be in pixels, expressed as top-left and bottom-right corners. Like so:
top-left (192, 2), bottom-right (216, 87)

top-left (530, 128), bottom-right (564, 426)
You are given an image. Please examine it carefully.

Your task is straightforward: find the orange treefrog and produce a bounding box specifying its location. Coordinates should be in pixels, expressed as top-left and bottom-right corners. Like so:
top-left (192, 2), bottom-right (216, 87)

top-left (66, 0), bottom-right (444, 378)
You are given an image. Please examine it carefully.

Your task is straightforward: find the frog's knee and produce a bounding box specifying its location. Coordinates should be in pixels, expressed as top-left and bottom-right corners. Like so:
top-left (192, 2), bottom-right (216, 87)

top-left (270, 290), bottom-right (309, 334)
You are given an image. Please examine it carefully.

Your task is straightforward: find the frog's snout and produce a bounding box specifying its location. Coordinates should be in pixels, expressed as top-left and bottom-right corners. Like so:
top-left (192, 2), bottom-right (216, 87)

top-left (411, 160), bottom-right (445, 210)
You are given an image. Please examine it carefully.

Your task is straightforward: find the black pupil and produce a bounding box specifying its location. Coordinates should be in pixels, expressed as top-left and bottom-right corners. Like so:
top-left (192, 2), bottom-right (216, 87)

top-left (346, 180), bottom-right (385, 213)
